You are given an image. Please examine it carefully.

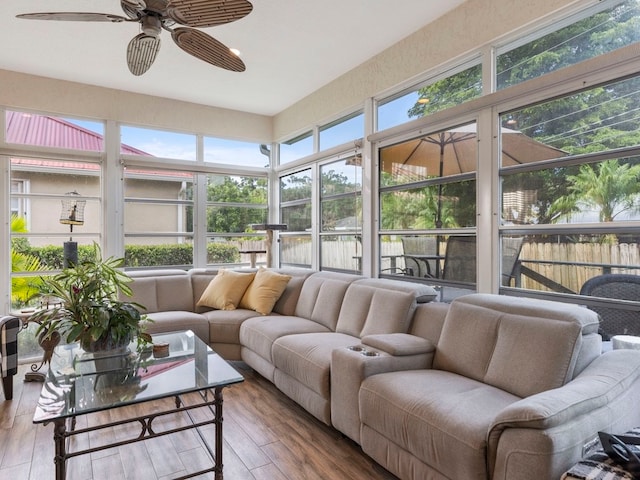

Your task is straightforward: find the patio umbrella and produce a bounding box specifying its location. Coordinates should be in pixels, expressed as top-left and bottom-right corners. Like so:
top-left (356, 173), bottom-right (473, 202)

top-left (380, 124), bottom-right (565, 178)
top-left (380, 123), bottom-right (565, 226)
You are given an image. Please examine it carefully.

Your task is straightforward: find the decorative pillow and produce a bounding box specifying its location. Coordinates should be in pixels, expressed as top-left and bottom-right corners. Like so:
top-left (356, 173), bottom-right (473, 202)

top-left (196, 269), bottom-right (256, 311)
top-left (239, 268), bottom-right (292, 315)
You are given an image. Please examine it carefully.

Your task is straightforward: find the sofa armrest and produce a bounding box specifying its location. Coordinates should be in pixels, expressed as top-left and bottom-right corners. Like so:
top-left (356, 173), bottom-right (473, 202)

top-left (361, 333), bottom-right (434, 356)
top-left (487, 349), bottom-right (640, 479)
top-left (331, 339), bottom-right (434, 444)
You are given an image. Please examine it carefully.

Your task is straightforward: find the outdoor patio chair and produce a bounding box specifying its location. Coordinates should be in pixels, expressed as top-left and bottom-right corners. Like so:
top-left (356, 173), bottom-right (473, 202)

top-left (1, 315), bottom-right (20, 400)
top-left (579, 274), bottom-right (640, 341)
top-left (502, 237), bottom-right (524, 286)
top-left (400, 236), bottom-right (438, 278)
top-left (442, 235), bottom-right (477, 283)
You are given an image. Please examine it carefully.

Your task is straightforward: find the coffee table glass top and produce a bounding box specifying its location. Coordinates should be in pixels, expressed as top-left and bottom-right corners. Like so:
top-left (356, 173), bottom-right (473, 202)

top-left (33, 330), bottom-right (244, 424)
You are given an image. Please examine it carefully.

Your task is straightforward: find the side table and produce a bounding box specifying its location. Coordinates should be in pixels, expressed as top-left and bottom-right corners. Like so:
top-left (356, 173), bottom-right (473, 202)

top-left (13, 309), bottom-right (61, 382)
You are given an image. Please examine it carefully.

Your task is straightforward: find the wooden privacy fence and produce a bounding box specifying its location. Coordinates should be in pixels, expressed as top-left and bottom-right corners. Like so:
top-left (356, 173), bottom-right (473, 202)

top-left (279, 239), bottom-right (640, 294)
top-left (518, 242), bottom-right (640, 293)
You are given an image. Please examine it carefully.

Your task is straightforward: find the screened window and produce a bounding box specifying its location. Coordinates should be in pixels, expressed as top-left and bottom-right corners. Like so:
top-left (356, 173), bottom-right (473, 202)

top-left (500, 74), bottom-right (640, 298)
top-left (320, 157), bottom-right (362, 272)
top-left (319, 112), bottom-right (364, 151)
top-left (280, 169), bottom-right (312, 267)
top-left (280, 131), bottom-right (313, 165)
top-left (120, 125), bottom-right (196, 160)
top-left (377, 63), bottom-right (482, 131)
top-left (497, 0), bottom-right (640, 90)
top-left (379, 123), bottom-right (478, 288)
top-left (206, 174), bottom-right (268, 266)
top-left (204, 137), bottom-right (269, 167)
top-left (124, 167), bottom-right (194, 268)
top-left (5, 110), bottom-right (104, 151)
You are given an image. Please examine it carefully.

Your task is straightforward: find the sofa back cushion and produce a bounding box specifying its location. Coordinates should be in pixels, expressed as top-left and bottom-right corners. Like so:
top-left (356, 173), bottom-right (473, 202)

top-left (335, 282), bottom-right (417, 338)
top-left (122, 270), bottom-right (193, 313)
top-left (294, 272), bottom-right (361, 330)
top-left (433, 294), bottom-right (595, 398)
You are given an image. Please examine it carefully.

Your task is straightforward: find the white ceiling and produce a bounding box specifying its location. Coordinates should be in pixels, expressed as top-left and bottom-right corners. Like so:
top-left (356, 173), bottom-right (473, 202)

top-left (1, 1), bottom-right (465, 116)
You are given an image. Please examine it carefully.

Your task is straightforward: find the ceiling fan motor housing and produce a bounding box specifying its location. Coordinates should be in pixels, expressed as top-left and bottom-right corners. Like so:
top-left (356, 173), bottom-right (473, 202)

top-left (141, 15), bottom-right (162, 37)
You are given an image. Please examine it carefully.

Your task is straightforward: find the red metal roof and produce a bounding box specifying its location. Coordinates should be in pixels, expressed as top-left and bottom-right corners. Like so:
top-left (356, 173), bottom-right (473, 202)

top-left (5, 110), bottom-right (150, 155)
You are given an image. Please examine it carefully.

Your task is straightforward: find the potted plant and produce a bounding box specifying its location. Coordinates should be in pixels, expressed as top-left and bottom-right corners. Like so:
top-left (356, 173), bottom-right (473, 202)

top-left (31, 244), bottom-right (151, 352)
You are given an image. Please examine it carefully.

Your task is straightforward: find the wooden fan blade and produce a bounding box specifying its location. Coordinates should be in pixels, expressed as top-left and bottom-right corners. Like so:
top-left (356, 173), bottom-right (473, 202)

top-left (172, 28), bottom-right (245, 72)
top-left (166, 0), bottom-right (252, 28)
top-left (16, 12), bottom-right (130, 22)
top-left (127, 34), bottom-right (161, 76)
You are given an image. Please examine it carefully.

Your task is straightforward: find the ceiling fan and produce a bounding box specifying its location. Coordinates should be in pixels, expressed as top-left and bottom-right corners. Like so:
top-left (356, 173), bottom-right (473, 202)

top-left (16, 0), bottom-right (252, 76)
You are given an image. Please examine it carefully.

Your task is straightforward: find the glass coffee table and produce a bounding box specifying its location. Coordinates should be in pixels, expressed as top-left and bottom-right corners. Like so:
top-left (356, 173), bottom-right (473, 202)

top-left (33, 330), bottom-right (244, 480)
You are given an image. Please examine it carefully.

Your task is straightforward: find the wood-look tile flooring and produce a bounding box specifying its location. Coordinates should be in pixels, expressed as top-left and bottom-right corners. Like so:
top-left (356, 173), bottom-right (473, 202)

top-left (0, 363), bottom-right (398, 480)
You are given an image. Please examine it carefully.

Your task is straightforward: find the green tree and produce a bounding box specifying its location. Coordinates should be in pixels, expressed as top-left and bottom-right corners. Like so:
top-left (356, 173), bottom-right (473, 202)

top-left (10, 215), bottom-right (49, 307)
top-left (206, 176), bottom-right (268, 233)
top-left (549, 159), bottom-right (640, 223)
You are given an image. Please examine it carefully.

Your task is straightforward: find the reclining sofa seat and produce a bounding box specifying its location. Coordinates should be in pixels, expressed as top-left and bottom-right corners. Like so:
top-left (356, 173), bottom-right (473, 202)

top-left (240, 273), bottom-right (438, 424)
top-left (357, 294), bottom-right (608, 480)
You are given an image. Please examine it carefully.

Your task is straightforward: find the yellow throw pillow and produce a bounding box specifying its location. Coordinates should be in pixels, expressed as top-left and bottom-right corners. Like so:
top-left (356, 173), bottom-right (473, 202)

top-left (196, 269), bottom-right (256, 311)
top-left (239, 268), bottom-right (292, 315)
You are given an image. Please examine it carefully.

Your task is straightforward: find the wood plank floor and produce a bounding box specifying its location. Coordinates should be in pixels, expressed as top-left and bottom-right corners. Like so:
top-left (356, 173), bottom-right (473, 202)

top-left (0, 363), bottom-right (398, 480)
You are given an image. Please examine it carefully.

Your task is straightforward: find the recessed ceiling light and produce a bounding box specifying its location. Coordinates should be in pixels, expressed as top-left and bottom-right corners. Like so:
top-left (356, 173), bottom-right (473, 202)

top-left (418, 97), bottom-right (430, 104)
top-left (230, 48), bottom-right (241, 57)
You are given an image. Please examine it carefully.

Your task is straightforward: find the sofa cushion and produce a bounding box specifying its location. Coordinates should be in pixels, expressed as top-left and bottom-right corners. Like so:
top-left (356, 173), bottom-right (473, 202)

top-left (272, 332), bottom-right (359, 397)
top-left (143, 311), bottom-right (210, 344)
top-left (360, 369), bottom-right (520, 480)
top-left (239, 268), bottom-right (292, 315)
top-left (155, 275), bottom-right (195, 313)
top-left (335, 284), bottom-right (416, 338)
top-left (434, 295), bottom-right (584, 397)
top-left (293, 272), bottom-right (360, 329)
top-left (239, 316), bottom-right (331, 362)
top-left (353, 278), bottom-right (438, 303)
top-left (196, 269), bottom-right (256, 310)
top-left (201, 308), bottom-right (262, 345)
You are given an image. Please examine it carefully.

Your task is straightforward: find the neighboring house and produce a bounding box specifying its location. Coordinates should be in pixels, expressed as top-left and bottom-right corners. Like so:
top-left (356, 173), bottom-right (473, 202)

top-left (7, 111), bottom-right (188, 246)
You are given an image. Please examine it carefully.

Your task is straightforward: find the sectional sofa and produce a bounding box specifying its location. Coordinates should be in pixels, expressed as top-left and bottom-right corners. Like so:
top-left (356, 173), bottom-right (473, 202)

top-left (122, 267), bottom-right (640, 480)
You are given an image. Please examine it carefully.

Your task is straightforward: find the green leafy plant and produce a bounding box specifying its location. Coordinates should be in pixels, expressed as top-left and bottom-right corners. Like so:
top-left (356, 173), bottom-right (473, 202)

top-left (31, 243), bottom-right (151, 351)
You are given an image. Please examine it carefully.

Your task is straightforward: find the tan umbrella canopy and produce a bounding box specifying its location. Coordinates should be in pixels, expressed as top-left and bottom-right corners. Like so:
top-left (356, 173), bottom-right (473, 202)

top-left (380, 123), bottom-right (565, 179)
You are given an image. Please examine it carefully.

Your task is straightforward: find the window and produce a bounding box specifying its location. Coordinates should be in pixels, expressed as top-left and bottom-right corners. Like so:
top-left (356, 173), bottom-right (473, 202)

top-left (280, 169), bottom-right (312, 267)
top-left (121, 125), bottom-right (196, 160)
top-left (5, 110), bottom-right (104, 151)
top-left (204, 137), bottom-right (270, 167)
top-left (320, 157), bottom-right (362, 272)
top-left (124, 167), bottom-right (194, 268)
top-left (206, 174), bottom-right (268, 266)
top-left (377, 63), bottom-right (482, 131)
top-left (11, 179), bottom-right (28, 221)
top-left (319, 112), bottom-right (364, 151)
top-left (378, 123), bottom-right (478, 293)
top-left (280, 131), bottom-right (313, 165)
top-left (500, 74), bottom-right (640, 296)
top-left (497, 0), bottom-right (640, 90)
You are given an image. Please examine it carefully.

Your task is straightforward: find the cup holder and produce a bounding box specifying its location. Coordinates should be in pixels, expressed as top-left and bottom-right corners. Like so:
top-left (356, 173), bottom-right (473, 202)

top-left (347, 345), bottom-right (379, 357)
top-left (361, 350), bottom-right (379, 357)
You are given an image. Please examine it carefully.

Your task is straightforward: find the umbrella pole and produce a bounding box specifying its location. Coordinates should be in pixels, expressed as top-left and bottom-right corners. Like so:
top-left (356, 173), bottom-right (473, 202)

top-left (434, 141), bottom-right (445, 277)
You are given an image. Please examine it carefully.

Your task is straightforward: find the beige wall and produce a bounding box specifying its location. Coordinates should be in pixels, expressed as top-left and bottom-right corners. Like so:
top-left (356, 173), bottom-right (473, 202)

top-left (0, 69), bottom-right (272, 143)
top-left (0, 0), bottom-right (581, 142)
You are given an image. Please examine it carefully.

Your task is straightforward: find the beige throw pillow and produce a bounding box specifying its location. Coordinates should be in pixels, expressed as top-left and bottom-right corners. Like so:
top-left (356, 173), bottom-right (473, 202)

top-left (239, 268), bottom-right (292, 315)
top-left (196, 269), bottom-right (256, 311)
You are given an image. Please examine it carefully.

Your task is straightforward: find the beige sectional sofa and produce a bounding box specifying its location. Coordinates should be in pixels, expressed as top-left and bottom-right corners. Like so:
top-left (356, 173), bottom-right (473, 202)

top-left (122, 268), bottom-right (640, 480)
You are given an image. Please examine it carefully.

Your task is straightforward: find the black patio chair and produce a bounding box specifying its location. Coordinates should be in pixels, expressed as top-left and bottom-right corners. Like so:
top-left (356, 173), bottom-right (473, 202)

top-left (400, 236), bottom-right (438, 278)
top-left (579, 274), bottom-right (640, 341)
